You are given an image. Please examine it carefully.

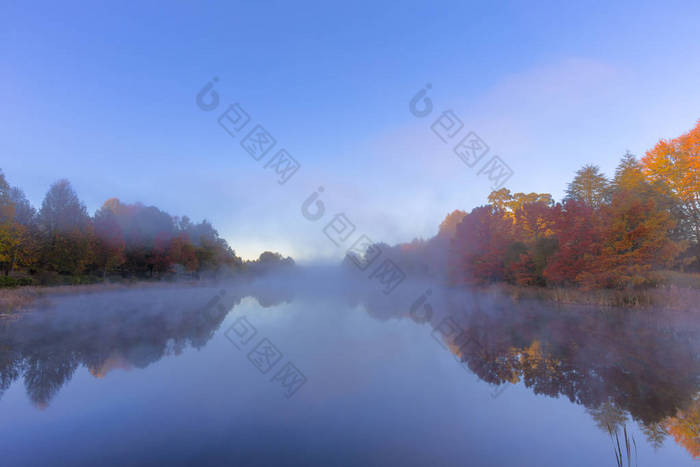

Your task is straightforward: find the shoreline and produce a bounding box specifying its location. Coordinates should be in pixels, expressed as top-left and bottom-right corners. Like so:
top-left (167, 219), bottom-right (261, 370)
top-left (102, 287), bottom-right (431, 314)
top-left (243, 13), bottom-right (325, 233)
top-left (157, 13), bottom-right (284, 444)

top-left (0, 280), bottom-right (213, 317)
top-left (3, 275), bottom-right (700, 317)
top-left (495, 283), bottom-right (700, 311)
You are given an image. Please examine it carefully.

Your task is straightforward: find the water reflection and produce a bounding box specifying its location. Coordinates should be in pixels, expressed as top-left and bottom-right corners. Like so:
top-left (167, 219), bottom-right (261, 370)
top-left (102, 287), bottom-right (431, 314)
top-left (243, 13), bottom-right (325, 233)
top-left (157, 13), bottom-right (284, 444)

top-left (1, 278), bottom-right (698, 459)
top-left (360, 285), bottom-right (700, 459)
top-left (0, 284), bottom-right (291, 407)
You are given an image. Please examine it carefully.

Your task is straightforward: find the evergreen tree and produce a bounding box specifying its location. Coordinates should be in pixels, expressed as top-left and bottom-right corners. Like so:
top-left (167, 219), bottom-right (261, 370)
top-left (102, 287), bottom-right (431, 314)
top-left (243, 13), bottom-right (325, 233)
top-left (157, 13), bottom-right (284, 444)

top-left (565, 164), bottom-right (610, 207)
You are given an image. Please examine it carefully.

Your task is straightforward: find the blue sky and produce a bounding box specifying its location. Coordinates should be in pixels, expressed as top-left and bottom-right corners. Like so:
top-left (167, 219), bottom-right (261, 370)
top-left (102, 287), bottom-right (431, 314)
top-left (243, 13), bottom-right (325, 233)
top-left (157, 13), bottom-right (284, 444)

top-left (2, 1), bottom-right (700, 260)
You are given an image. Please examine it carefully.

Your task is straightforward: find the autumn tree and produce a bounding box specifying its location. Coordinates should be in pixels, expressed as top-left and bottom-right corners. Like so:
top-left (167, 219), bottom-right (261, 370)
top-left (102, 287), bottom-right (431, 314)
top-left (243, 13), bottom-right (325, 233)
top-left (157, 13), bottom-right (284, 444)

top-left (0, 172), bottom-right (14, 273)
top-left (3, 187), bottom-right (38, 275)
top-left (449, 205), bottom-right (513, 284)
top-left (544, 200), bottom-right (601, 285)
top-left (438, 210), bottom-right (467, 238)
top-left (0, 171), bottom-right (38, 276)
top-left (488, 188), bottom-right (513, 214)
top-left (168, 234), bottom-right (199, 273)
top-left (179, 219), bottom-right (241, 273)
top-left (488, 189), bottom-right (553, 219)
top-left (0, 170), bottom-right (245, 284)
top-left (481, 189), bottom-right (557, 285)
top-left (614, 152), bottom-right (645, 190)
top-left (106, 201), bottom-right (175, 277)
top-left (512, 201), bottom-right (555, 243)
top-left (578, 189), bottom-right (681, 289)
top-left (642, 121), bottom-right (700, 268)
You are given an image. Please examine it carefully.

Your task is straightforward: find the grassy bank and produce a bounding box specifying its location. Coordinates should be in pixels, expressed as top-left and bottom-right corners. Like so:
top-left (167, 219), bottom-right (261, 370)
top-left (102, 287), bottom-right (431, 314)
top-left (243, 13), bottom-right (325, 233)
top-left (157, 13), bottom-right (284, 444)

top-left (0, 287), bottom-right (41, 317)
top-left (498, 272), bottom-right (700, 310)
top-left (0, 272), bottom-right (199, 288)
top-left (0, 280), bottom-right (207, 317)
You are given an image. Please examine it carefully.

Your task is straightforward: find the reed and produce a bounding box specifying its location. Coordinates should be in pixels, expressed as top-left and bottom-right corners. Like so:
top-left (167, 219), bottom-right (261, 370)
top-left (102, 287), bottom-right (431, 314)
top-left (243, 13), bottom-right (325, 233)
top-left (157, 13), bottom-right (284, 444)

top-left (607, 424), bottom-right (637, 467)
top-left (497, 282), bottom-right (700, 311)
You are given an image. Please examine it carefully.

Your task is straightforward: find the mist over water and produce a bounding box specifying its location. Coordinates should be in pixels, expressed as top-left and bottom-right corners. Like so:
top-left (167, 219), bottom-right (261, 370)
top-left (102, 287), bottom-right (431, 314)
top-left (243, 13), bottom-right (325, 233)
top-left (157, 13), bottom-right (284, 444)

top-left (0, 269), bottom-right (698, 466)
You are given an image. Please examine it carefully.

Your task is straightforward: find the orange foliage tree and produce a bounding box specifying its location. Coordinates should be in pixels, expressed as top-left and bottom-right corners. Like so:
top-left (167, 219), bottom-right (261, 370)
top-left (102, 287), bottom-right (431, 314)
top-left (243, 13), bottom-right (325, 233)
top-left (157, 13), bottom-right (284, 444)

top-left (578, 189), bottom-right (680, 289)
top-left (663, 396), bottom-right (700, 460)
top-left (642, 121), bottom-right (700, 267)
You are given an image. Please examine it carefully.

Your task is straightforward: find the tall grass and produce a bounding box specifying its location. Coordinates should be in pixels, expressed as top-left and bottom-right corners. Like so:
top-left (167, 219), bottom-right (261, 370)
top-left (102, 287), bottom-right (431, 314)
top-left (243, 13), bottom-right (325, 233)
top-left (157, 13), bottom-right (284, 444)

top-left (497, 278), bottom-right (700, 311)
top-left (607, 424), bottom-right (637, 467)
top-left (658, 270), bottom-right (700, 289)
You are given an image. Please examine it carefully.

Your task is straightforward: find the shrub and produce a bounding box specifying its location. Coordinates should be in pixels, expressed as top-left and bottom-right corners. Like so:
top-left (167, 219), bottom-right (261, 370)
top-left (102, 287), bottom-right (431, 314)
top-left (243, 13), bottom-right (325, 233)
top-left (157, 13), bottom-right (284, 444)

top-left (0, 276), bottom-right (34, 288)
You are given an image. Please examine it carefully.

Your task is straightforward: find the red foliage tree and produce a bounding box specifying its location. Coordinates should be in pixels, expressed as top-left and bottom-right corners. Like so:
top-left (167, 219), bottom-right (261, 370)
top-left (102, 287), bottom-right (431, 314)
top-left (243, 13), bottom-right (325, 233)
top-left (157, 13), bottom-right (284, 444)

top-left (543, 200), bottom-right (601, 286)
top-left (449, 206), bottom-right (513, 285)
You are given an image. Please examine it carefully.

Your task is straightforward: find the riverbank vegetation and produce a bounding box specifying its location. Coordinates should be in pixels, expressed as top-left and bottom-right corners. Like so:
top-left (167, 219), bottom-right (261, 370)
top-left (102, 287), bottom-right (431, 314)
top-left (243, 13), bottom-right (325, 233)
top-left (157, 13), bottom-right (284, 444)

top-left (0, 173), bottom-right (293, 287)
top-left (449, 121), bottom-right (699, 289)
top-left (373, 120), bottom-right (699, 305)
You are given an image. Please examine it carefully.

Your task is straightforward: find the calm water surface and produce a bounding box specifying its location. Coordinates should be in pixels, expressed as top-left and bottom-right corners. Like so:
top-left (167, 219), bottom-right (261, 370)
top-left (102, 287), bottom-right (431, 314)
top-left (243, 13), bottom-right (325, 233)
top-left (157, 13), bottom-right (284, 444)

top-left (1, 276), bottom-right (698, 466)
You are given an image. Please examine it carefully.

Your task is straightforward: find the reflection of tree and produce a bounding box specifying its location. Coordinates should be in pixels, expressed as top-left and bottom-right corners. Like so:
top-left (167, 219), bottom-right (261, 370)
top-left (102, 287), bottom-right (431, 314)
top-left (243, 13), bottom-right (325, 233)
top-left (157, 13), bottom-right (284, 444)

top-left (663, 395), bottom-right (700, 459)
top-left (587, 401), bottom-right (628, 433)
top-left (0, 348), bottom-right (21, 401)
top-left (641, 421), bottom-right (668, 450)
top-left (484, 311), bottom-right (694, 423)
top-left (23, 350), bottom-right (79, 408)
top-left (358, 285), bottom-right (700, 458)
top-left (0, 284), bottom-right (291, 408)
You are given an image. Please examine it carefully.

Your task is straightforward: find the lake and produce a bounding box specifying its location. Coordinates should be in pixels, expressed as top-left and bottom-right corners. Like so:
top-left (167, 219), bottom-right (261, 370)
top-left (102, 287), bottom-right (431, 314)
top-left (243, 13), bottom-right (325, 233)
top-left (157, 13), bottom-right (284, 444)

top-left (1, 272), bottom-right (698, 466)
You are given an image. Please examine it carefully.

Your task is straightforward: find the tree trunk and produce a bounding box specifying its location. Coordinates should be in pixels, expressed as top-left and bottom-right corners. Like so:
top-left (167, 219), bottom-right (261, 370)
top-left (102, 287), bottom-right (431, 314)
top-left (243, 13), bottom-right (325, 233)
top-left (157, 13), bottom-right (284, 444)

top-left (8, 249), bottom-right (17, 276)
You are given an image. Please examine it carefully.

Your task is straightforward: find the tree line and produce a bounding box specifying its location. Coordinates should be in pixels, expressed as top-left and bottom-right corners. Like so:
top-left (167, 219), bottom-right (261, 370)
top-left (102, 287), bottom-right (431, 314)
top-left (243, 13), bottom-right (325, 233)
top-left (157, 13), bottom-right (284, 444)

top-left (448, 120), bottom-right (699, 289)
top-left (0, 173), bottom-right (293, 285)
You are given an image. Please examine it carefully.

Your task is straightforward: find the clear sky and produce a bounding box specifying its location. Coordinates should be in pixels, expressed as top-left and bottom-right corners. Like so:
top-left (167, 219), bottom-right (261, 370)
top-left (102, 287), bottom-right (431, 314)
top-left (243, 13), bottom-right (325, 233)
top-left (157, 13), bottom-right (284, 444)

top-left (2, 1), bottom-right (700, 261)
